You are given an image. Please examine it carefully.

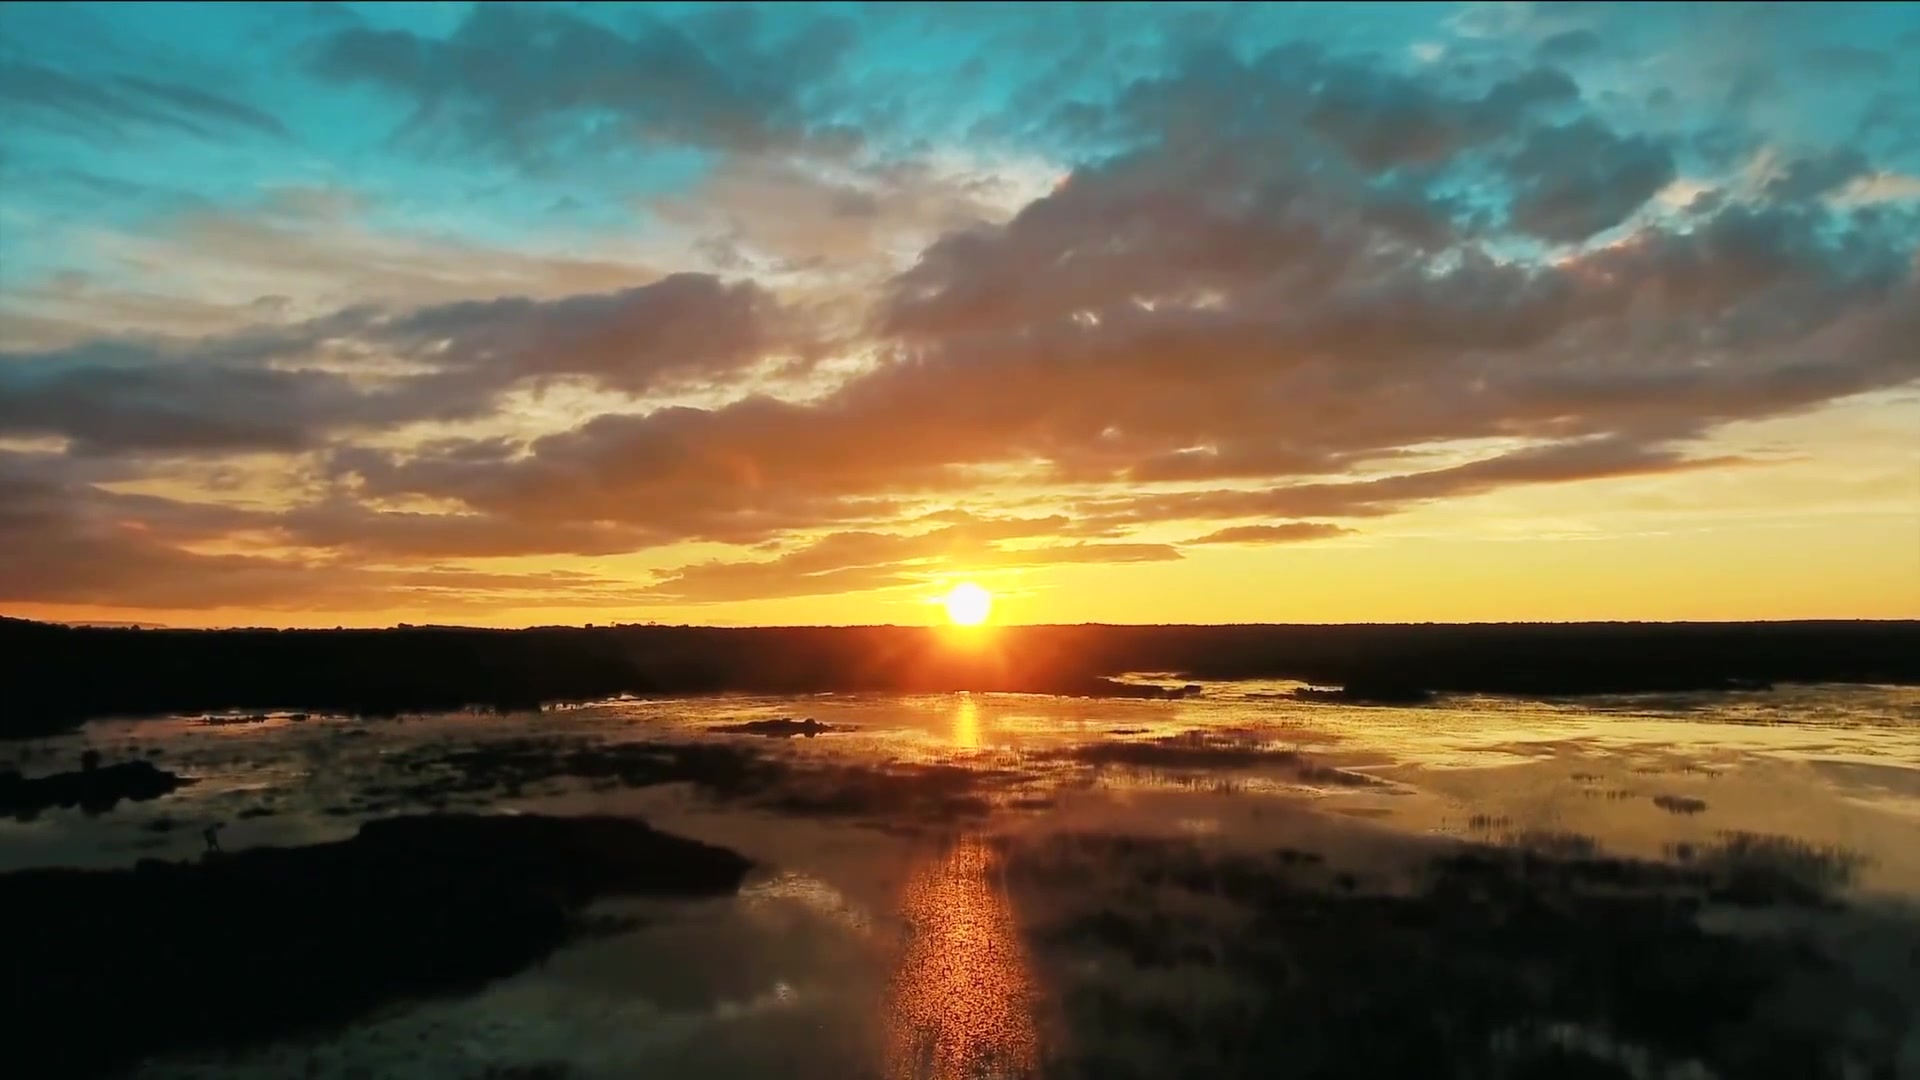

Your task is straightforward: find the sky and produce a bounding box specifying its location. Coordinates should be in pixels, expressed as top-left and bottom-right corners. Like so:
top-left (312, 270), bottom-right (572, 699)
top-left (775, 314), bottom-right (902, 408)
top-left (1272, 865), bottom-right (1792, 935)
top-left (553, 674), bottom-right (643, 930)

top-left (0, 1), bottom-right (1916, 628)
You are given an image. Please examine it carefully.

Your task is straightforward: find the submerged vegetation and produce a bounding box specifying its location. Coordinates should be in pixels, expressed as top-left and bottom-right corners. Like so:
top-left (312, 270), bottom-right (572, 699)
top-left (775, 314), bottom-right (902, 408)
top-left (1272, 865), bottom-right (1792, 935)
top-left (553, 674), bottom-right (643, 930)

top-left (1012, 831), bottom-right (1911, 1079)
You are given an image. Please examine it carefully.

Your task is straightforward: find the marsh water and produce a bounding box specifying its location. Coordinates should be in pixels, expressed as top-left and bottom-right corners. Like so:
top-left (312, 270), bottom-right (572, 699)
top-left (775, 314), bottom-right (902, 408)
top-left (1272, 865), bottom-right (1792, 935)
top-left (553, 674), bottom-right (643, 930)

top-left (6, 682), bottom-right (1919, 1078)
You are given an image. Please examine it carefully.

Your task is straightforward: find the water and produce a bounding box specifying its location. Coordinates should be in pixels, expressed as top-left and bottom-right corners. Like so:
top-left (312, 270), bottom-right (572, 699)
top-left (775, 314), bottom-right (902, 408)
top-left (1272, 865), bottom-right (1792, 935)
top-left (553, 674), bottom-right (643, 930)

top-left (4, 683), bottom-right (1917, 1077)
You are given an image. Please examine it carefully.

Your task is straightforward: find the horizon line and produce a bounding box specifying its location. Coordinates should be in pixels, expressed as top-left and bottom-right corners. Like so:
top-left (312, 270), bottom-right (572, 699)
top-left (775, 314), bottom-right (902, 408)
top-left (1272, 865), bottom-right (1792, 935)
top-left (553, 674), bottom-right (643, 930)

top-left (12, 615), bottom-right (1920, 633)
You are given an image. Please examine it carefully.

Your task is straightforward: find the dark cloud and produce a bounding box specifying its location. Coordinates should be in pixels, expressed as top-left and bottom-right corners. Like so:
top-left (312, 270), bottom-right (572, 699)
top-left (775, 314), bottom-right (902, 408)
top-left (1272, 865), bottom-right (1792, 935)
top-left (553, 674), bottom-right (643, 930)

top-left (0, 274), bottom-right (781, 454)
top-left (1762, 149), bottom-right (1870, 202)
top-left (0, 361), bottom-right (380, 456)
top-left (107, 76), bottom-right (288, 139)
top-left (0, 61), bottom-right (285, 140)
top-left (1801, 44), bottom-right (1894, 81)
top-left (1534, 30), bottom-right (1604, 64)
top-left (310, 4), bottom-right (856, 162)
top-left (1304, 61), bottom-right (1579, 170)
top-left (369, 273), bottom-right (777, 394)
top-left (1073, 44), bottom-right (1578, 180)
top-left (1502, 119), bottom-right (1676, 241)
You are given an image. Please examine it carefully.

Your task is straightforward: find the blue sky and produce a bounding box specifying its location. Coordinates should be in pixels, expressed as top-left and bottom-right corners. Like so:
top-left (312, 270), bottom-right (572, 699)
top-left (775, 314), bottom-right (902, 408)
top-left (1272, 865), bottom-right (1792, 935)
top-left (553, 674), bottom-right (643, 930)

top-left (0, 2), bottom-right (1916, 625)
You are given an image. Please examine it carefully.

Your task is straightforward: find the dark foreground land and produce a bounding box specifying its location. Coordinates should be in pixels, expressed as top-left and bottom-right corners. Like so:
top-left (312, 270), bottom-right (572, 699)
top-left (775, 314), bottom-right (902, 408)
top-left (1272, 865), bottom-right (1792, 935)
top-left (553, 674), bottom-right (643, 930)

top-left (4, 616), bottom-right (1918, 736)
top-left (0, 813), bottom-right (752, 1078)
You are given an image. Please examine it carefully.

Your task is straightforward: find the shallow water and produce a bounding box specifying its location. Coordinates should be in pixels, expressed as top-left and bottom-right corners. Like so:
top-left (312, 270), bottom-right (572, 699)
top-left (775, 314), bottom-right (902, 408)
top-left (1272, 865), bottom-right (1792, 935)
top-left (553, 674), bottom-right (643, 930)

top-left (4, 683), bottom-right (1918, 1078)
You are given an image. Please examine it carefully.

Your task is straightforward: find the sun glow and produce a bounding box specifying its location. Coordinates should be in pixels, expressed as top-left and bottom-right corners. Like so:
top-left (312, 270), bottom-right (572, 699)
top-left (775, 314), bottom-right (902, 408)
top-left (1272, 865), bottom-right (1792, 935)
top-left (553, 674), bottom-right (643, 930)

top-left (942, 582), bottom-right (992, 626)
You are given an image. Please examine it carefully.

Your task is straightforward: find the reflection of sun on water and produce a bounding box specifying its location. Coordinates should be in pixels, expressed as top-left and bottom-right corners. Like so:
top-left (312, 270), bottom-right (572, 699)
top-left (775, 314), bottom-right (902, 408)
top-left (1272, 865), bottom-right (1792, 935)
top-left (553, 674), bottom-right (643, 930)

top-left (953, 693), bottom-right (980, 749)
top-left (884, 837), bottom-right (1040, 1079)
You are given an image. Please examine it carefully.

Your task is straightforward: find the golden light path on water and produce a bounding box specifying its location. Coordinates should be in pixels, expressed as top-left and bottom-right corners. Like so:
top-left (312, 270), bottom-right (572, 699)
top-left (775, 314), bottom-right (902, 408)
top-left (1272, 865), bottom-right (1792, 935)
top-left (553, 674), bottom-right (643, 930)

top-left (883, 835), bottom-right (1041, 1079)
top-left (952, 692), bottom-right (981, 749)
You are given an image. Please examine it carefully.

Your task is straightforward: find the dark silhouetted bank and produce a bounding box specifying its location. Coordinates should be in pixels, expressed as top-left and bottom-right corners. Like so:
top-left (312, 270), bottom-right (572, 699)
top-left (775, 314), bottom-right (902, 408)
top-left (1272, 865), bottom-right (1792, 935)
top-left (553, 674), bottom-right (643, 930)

top-left (0, 813), bottom-right (752, 1077)
top-left (3, 616), bottom-right (1917, 737)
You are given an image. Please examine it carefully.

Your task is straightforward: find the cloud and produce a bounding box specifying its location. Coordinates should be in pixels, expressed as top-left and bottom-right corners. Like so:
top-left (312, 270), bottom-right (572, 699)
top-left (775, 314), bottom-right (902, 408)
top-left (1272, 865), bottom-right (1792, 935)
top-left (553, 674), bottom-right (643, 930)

top-left (0, 273), bottom-right (785, 454)
top-left (0, 187), bottom-right (681, 351)
top-left (1185, 523), bottom-right (1355, 546)
top-left (329, 55), bottom-right (1916, 603)
top-left (0, 360), bottom-right (383, 456)
top-left (7, 190), bottom-right (671, 346)
top-left (1534, 30), bottom-right (1604, 63)
top-left (1502, 119), bottom-right (1677, 241)
top-left (1074, 440), bottom-right (1750, 528)
top-left (265, 502), bottom-right (674, 560)
top-left (1056, 43), bottom-right (1578, 182)
top-left (1801, 45), bottom-right (1894, 80)
top-left (642, 519), bottom-right (1180, 603)
top-left (310, 4), bottom-right (856, 163)
top-left (369, 272), bottom-right (778, 393)
top-left (107, 76), bottom-right (288, 139)
top-left (0, 61), bottom-right (286, 140)
top-left (340, 397), bottom-right (928, 545)
top-left (652, 151), bottom-right (1050, 280)
top-left (1835, 171), bottom-right (1920, 204)
top-left (0, 452), bottom-right (645, 611)
top-left (1762, 149), bottom-right (1870, 202)
top-left (3, 18), bottom-right (1917, 613)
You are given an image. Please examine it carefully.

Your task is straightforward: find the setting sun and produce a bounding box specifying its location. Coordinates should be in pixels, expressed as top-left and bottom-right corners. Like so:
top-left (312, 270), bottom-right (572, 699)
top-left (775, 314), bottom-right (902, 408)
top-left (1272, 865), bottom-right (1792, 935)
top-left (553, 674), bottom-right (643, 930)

top-left (942, 582), bottom-right (993, 626)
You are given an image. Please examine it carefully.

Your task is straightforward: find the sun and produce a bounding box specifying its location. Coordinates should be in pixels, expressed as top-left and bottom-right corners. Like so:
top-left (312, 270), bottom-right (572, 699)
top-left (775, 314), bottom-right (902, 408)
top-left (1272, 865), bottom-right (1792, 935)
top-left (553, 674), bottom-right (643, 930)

top-left (942, 582), bottom-right (993, 626)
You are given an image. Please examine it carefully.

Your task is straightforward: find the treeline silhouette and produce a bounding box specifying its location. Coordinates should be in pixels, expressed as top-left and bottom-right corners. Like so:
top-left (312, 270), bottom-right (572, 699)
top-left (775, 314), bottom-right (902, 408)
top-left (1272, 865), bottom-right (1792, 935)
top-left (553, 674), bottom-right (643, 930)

top-left (3, 617), bottom-right (1917, 737)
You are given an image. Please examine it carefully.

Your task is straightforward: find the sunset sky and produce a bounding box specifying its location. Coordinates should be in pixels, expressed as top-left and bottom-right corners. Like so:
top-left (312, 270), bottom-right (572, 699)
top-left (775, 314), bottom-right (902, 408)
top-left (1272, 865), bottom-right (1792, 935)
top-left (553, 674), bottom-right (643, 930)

top-left (1, 1), bottom-right (1916, 628)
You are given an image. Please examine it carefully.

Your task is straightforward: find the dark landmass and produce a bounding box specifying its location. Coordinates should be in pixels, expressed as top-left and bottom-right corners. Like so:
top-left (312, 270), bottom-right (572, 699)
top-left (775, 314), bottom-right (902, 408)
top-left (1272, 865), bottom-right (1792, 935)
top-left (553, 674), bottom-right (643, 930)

top-left (0, 813), bottom-right (752, 1078)
top-left (1048, 731), bottom-right (1385, 787)
top-left (360, 737), bottom-right (779, 813)
top-left (4, 616), bottom-right (1917, 736)
top-left (764, 760), bottom-right (1004, 821)
top-left (1289, 680), bottom-right (1436, 705)
top-left (711, 717), bottom-right (838, 738)
top-left (1096, 678), bottom-right (1206, 699)
top-left (1013, 830), bottom-right (1911, 1079)
top-left (196, 712), bottom-right (276, 726)
top-left (1653, 794), bottom-right (1709, 816)
top-left (358, 736), bottom-right (1012, 827)
top-left (0, 755), bottom-right (191, 818)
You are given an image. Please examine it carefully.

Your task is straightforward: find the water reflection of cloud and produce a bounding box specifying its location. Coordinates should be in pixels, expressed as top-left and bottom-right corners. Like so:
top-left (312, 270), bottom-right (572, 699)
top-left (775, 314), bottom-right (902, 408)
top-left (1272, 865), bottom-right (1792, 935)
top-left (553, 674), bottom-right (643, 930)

top-left (883, 836), bottom-right (1040, 1079)
top-left (742, 871), bottom-right (876, 935)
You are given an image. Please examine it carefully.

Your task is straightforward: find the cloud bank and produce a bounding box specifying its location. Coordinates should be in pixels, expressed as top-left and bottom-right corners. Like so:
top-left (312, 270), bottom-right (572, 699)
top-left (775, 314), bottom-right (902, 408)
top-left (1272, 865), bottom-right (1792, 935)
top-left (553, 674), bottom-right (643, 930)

top-left (1, 2), bottom-right (1916, 618)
